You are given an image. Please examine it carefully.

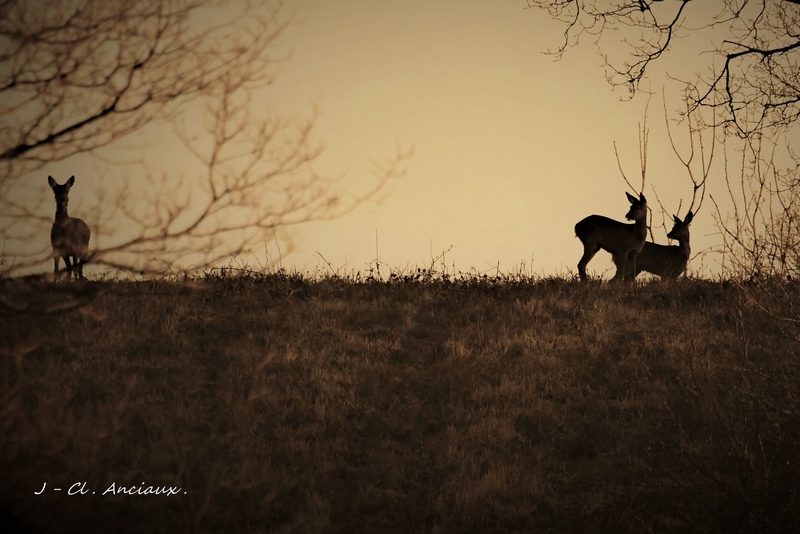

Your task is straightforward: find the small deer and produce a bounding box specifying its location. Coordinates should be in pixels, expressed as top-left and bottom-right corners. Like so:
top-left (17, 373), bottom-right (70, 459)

top-left (612, 211), bottom-right (693, 281)
top-left (48, 175), bottom-right (91, 280)
top-left (575, 192), bottom-right (648, 282)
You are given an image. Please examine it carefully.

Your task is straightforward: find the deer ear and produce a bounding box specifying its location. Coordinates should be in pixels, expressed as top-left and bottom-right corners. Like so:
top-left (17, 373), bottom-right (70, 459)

top-left (673, 215), bottom-right (681, 224)
top-left (626, 192), bottom-right (637, 203)
top-left (639, 193), bottom-right (646, 203)
top-left (685, 211), bottom-right (693, 224)
top-left (47, 176), bottom-right (56, 187)
top-left (66, 176), bottom-right (75, 187)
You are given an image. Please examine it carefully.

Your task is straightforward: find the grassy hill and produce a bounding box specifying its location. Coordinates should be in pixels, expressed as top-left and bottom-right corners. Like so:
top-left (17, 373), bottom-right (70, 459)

top-left (2, 272), bottom-right (799, 533)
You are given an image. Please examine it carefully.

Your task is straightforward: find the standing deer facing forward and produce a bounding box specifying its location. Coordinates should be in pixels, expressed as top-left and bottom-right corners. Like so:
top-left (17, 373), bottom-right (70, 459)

top-left (575, 192), bottom-right (648, 282)
top-left (612, 211), bottom-right (693, 282)
top-left (49, 175), bottom-right (90, 280)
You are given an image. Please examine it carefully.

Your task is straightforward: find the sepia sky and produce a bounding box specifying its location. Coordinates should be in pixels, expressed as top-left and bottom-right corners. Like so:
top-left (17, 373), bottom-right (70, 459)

top-left (261, 0), bottom-right (726, 278)
top-left (31, 0), bottom-right (731, 278)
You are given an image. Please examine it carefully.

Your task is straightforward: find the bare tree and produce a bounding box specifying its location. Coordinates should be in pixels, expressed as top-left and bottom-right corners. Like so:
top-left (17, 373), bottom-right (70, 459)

top-left (711, 135), bottom-right (800, 278)
top-left (528, 0), bottom-right (800, 280)
top-left (611, 95), bottom-right (711, 281)
top-left (0, 0), bottom-right (410, 276)
top-left (526, 0), bottom-right (800, 138)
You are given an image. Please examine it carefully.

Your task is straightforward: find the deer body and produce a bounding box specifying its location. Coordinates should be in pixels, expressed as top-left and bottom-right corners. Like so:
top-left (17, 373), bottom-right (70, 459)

top-left (612, 211), bottom-right (693, 281)
top-left (575, 192), bottom-right (648, 282)
top-left (49, 175), bottom-right (91, 279)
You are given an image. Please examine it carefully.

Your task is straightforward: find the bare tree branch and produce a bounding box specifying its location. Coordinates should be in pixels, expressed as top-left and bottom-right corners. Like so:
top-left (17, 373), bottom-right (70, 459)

top-left (527, 0), bottom-right (800, 138)
top-left (0, 0), bottom-right (411, 277)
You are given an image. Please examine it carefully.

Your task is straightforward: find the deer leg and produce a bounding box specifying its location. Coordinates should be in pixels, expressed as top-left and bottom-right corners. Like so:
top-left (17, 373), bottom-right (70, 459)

top-left (577, 244), bottom-right (600, 282)
top-left (63, 256), bottom-right (73, 280)
top-left (53, 257), bottom-right (60, 278)
top-left (71, 256), bottom-right (81, 280)
top-left (611, 253), bottom-right (627, 282)
top-left (624, 250), bottom-right (638, 283)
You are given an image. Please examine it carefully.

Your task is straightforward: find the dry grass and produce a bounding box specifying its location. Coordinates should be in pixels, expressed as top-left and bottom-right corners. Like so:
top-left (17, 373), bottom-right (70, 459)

top-left (1, 272), bottom-right (799, 533)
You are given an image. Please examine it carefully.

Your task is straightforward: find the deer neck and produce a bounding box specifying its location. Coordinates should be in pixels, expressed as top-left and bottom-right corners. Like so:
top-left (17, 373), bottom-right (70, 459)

top-left (676, 236), bottom-right (690, 260)
top-left (634, 215), bottom-right (648, 238)
top-left (54, 203), bottom-right (69, 222)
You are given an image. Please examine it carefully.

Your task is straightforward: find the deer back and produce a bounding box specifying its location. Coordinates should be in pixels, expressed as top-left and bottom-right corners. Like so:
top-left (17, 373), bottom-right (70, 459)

top-left (575, 214), bottom-right (647, 256)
